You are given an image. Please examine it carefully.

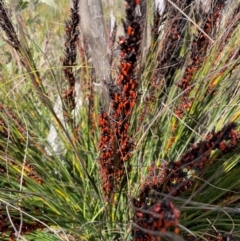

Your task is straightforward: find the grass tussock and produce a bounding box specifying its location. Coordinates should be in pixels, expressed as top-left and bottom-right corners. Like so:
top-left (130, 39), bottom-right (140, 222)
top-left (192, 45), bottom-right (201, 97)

top-left (0, 0), bottom-right (239, 240)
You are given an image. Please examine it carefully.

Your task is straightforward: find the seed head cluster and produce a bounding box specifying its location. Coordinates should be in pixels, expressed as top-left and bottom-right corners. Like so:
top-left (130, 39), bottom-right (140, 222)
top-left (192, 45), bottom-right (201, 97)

top-left (98, 0), bottom-right (145, 198)
top-left (0, 1), bottom-right (20, 50)
top-left (140, 122), bottom-right (240, 199)
top-left (132, 199), bottom-right (180, 241)
top-left (132, 122), bottom-right (240, 240)
top-left (62, 0), bottom-right (80, 123)
top-left (176, 1), bottom-right (226, 118)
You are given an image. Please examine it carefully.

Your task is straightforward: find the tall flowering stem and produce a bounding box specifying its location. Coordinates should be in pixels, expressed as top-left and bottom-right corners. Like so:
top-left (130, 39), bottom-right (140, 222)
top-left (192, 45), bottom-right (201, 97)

top-left (131, 123), bottom-right (240, 240)
top-left (62, 0), bottom-right (80, 123)
top-left (98, 110), bottom-right (115, 195)
top-left (139, 1), bottom-right (192, 127)
top-left (139, 122), bottom-right (240, 201)
top-left (0, 1), bottom-right (20, 50)
top-left (0, 0), bottom-right (43, 91)
top-left (113, 0), bottom-right (144, 160)
top-left (175, 0), bottom-right (227, 118)
top-left (98, 0), bottom-right (145, 198)
top-left (151, 1), bottom-right (192, 89)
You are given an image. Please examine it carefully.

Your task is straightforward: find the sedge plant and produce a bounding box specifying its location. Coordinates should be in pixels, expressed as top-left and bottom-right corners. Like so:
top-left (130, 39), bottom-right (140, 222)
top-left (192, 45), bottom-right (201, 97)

top-left (0, 0), bottom-right (240, 240)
